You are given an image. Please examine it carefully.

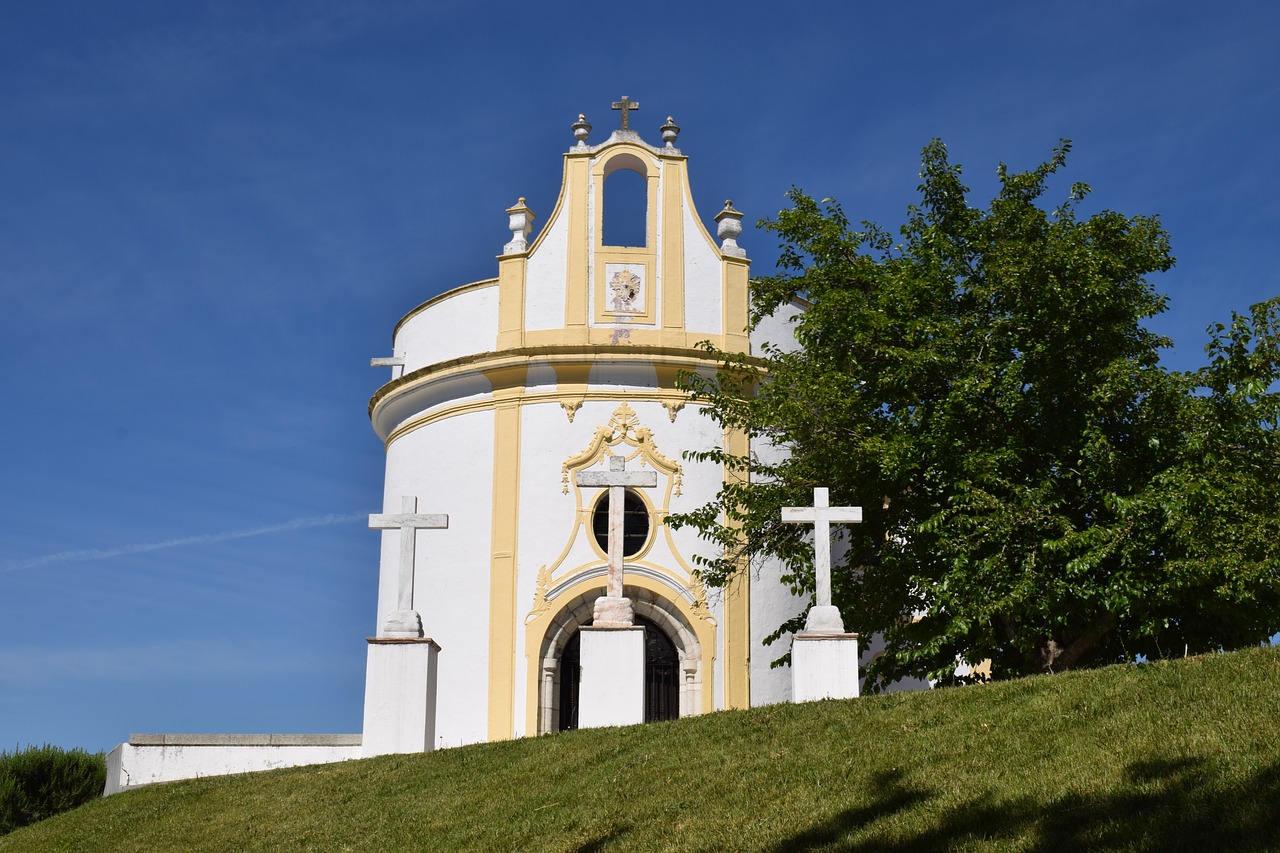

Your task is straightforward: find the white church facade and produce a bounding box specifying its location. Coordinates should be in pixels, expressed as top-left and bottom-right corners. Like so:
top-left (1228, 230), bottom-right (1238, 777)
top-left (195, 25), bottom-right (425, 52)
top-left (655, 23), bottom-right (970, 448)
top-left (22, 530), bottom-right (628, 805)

top-left (105, 102), bottom-right (816, 792)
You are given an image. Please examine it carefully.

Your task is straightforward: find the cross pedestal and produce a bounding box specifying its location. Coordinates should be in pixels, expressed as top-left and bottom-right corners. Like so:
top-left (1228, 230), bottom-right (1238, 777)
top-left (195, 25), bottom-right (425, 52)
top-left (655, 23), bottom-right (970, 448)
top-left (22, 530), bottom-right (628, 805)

top-left (577, 625), bottom-right (646, 729)
top-left (791, 633), bottom-right (860, 702)
top-left (783, 487), bottom-right (864, 702)
top-left (362, 637), bottom-right (440, 756)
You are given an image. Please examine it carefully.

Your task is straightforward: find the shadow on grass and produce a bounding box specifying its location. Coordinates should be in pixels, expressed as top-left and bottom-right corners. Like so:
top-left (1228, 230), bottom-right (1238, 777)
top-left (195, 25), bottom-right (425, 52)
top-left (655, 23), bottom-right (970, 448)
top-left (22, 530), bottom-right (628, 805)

top-left (569, 823), bottom-right (628, 853)
top-left (771, 757), bottom-right (1280, 852)
top-left (768, 769), bottom-right (930, 852)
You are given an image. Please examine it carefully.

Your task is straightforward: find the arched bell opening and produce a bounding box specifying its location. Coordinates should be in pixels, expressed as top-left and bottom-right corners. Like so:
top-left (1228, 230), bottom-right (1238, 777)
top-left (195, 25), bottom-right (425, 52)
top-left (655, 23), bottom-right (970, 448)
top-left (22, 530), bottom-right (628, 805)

top-left (602, 167), bottom-right (647, 248)
top-left (537, 587), bottom-right (702, 734)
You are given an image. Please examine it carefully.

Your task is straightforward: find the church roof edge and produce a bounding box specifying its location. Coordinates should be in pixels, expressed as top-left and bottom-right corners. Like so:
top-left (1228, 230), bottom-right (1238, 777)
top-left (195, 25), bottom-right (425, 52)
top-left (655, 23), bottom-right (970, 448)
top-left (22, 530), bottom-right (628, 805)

top-left (392, 277), bottom-right (499, 339)
top-left (568, 129), bottom-right (681, 159)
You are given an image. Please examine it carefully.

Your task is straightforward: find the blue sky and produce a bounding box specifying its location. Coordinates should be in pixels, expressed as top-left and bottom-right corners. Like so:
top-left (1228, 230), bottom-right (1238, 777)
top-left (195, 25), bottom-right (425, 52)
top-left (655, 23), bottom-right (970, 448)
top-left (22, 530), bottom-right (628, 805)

top-left (2, 1), bottom-right (1277, 752)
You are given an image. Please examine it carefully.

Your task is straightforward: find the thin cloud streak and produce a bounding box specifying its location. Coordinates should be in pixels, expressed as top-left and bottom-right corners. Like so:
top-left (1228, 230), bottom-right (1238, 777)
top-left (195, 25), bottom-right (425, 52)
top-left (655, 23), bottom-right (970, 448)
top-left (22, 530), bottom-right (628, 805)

top-left (1, 512), bottom-right (368, 573)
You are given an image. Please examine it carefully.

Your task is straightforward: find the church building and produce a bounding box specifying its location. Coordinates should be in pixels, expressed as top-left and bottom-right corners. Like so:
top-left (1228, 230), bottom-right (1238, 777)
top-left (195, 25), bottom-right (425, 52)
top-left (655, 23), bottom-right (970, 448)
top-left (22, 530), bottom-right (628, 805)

top-left (365, 99), bottom-right (805, 746)
top-left (104, 101), bottom-right (809, 791)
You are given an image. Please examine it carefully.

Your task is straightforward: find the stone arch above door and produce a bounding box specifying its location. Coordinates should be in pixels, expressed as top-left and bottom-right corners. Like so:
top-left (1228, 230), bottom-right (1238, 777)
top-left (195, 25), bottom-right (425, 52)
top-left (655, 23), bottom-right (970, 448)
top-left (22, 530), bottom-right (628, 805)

top-left (533, 584), bottom-right (705, 735)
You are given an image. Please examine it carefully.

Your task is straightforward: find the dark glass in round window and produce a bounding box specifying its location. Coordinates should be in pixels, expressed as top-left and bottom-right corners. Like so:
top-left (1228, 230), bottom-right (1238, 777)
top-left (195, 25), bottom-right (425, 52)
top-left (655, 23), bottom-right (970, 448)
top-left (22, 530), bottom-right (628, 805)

top-left (591, 489), bottom-right (650, 557)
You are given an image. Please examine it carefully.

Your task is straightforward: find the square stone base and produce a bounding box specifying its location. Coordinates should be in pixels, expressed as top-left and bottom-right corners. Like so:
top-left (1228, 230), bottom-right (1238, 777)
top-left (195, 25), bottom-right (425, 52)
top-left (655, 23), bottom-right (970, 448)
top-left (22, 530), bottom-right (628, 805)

top-left (362, 637), bottom-right (440, 756)
top-left (578, 625), bottom-right (645, 728)
top-left (792, 633), bottom-right (860, 702)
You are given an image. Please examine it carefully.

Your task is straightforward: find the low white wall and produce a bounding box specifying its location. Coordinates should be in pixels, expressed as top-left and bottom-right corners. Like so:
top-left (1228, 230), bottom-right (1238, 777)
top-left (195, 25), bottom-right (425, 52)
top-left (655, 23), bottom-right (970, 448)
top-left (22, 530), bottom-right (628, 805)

top-left (104, 734), bottom-right (363, 795)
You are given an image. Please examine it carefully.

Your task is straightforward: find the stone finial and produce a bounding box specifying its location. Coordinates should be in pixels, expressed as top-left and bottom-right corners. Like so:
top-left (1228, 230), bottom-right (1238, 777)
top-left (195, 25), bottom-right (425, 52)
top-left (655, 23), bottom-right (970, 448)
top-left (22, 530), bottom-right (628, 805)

top-left (572, 113), bottom-right (592, 148)
top-left (660, 116), bottom-right (680, 148)
top-left (714, 200), bottom-right (746, 258)
top-left (504, 197), bottom-right (536, 255)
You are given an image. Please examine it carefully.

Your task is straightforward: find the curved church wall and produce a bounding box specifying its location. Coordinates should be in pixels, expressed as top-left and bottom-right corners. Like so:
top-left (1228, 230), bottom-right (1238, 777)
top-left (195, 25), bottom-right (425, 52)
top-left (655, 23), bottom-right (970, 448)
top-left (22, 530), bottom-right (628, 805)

top-left (378, 409), bottom-right (496, 748)
top-left (393, 281), bottom-right (499, 373)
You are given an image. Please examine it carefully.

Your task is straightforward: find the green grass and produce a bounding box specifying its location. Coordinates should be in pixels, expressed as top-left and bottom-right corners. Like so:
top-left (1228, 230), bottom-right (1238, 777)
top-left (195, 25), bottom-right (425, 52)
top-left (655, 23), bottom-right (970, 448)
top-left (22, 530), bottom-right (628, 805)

top-left (5, 647), bottom-right (1279, 852)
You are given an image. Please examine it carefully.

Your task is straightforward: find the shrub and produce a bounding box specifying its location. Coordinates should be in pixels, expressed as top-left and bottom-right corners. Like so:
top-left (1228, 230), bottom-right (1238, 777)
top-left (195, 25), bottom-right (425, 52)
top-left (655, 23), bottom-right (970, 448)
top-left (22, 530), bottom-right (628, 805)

top-left (0, 744), bottom-right (106, 835)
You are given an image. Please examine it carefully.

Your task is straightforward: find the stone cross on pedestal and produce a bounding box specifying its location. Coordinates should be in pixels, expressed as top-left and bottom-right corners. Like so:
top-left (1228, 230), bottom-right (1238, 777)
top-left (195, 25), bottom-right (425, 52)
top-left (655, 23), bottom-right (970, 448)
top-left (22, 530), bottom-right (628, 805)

top-left (782, 487), bottom-right (863, 634)
top-left (576, 454), bottom-right (657, 627)
top-left (369, 496), bottom-right (448, 637)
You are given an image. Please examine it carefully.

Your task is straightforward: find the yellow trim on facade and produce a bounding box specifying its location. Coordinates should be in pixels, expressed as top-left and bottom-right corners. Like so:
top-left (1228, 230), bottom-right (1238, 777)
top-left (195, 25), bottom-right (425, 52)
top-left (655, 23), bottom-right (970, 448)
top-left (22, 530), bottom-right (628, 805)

top-left (370, 343), bottom-right (763, 420)
top-left (496, 252), bottom-right (528, 351)
top-left (565, 155), bottom-right (591, 330)
top-left (593, 255), bottom-right (656, 326)
top-left (590, 145), bottom-right (661, 327)
top-left (486, 368), bottom-right (526, 741)
top-left (661, 158), bottom-right (686, 334)
top-left (721, 256), bottom-right (752, 350)
top-left (722, 425), bottom-right (752, 710)
top-left (382, 388), bottom-right (693, 447)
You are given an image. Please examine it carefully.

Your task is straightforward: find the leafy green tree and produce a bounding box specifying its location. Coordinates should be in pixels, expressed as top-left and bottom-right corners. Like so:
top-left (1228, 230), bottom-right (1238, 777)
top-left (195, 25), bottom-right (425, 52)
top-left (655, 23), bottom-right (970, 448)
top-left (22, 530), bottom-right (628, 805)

top-left (674, 140), bottom-right (1280, 687)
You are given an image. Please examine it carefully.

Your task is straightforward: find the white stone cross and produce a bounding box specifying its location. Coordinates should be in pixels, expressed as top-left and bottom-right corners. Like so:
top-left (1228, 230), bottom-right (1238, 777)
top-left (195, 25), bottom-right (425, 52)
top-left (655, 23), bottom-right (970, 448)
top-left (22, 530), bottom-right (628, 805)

top-left (782, 487), bottom-right (862, 634)
top-left (575, 454), bottom-right (658, 626)
top-left (369, 496), bottom-right (448, 637)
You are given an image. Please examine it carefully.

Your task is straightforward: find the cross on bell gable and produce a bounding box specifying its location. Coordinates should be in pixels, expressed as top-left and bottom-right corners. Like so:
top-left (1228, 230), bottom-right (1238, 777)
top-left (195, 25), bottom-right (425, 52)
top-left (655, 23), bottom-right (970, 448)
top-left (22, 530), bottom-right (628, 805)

top-left (611, 96), bottom-right (640, 131)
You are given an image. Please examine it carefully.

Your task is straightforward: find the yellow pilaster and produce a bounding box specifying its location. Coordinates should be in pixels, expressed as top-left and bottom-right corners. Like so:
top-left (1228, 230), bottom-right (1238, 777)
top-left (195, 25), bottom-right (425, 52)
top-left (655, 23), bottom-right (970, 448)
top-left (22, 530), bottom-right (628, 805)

top-left (497, 253), bottom-right (528, 351)
top-left (565, 155), bottom-right (591, 332)
top-left (722, 256), bottom-right (751, 350)
top-left (661, 160), bottom-right (685, 340)
top-left (486, 370), bottom-right (526, 740)
top-left (722, 425), bottom-right (752, 709)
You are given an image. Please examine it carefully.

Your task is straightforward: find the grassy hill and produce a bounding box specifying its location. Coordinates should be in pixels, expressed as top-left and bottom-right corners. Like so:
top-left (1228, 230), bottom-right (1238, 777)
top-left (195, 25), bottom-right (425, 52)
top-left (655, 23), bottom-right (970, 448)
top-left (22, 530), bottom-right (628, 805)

top-left (4, 646), bottom-right (1278, 852)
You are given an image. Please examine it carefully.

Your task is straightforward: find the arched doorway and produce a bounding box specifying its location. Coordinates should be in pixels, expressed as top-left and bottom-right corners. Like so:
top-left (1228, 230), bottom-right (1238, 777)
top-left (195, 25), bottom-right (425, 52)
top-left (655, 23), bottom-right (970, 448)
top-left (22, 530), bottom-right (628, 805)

top-left (557, 615), bottom-right (680, 731)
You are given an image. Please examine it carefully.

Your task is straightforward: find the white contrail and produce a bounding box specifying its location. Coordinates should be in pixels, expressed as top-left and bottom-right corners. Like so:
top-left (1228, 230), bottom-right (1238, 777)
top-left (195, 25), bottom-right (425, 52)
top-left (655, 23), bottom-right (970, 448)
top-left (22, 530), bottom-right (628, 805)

top-left (1, 512), bottom-right (368, 573)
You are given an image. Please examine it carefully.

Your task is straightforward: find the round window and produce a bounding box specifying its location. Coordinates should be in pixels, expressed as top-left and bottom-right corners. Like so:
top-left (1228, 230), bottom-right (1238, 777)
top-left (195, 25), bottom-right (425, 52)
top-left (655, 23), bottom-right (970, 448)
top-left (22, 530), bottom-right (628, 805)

top-left (591, 489), bottom-right (650, 558)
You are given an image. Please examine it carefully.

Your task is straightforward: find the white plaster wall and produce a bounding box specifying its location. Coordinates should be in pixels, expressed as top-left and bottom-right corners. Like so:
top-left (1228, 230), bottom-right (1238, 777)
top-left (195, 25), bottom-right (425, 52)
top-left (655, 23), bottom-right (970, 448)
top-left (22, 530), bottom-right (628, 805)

top-left (749, 555), bottom-right (807, 706)
top-left (748, 433), bottom-right (808, 706)
top-left (682, 196), bottom-right (724, 337)
top-left (524, 202), bottom-right (570, 332)
top-left (655, 404), bottom-right (724, 565)
top-left (750, 298), bottom-right (804, 355)
top-left (378, 410), bottom-right (495, 747)
top-left (105, 740), bottom-right (362, 794)
top-left (394, 285), bottom-right (499, 373)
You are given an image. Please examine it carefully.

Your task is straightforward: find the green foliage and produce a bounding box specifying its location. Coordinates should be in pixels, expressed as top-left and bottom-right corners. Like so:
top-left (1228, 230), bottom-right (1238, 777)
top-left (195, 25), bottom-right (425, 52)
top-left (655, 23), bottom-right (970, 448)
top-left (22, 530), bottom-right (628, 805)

top-left (0, 744), bottom-right (106, 835)
top-left (673, 139), bottom-right (1280, 685)
top-left (3, 648), bottom-right (1279, 851)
